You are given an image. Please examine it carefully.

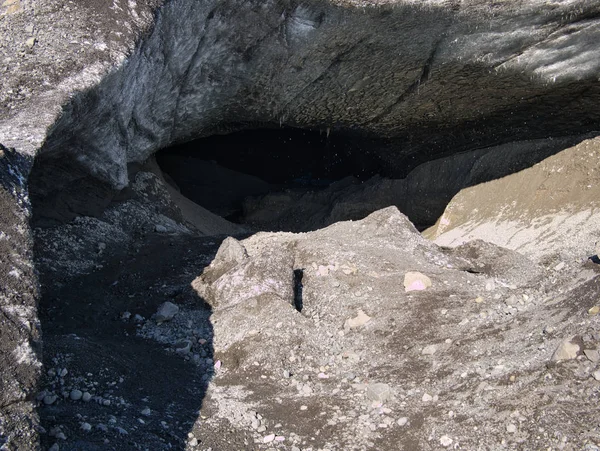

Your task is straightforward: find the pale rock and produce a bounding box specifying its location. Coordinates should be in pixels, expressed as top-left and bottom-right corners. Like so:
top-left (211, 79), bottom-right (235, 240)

top-left (404, 271), bottom-right (432, 292)
top-left (344, 309), bottom-right (371, 329)
top-left (214, 236), bottom-right (248, 267)
top-left (552, 336), bottom-right (582, 361)
top-left (366, 383), bottom-right (391, 402)
top-left (440, 435), bottom-right (453, 447)
top-left (422, 344), bottom-right (437, 355)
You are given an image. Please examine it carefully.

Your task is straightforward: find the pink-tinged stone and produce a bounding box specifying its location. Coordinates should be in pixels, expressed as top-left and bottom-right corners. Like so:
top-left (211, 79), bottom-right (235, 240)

top-left (404, 272), bottom-right (432, 292)
top-left (214, 360), bottom-right (222, 369)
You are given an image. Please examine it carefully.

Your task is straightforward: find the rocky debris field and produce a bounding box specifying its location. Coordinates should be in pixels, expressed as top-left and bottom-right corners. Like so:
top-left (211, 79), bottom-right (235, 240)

top-left (31, 170), bottom-right (600, 450)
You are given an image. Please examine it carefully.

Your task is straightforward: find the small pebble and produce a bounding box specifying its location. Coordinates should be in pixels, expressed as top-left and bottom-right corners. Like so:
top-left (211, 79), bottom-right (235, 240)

top-left (82, 392), bottom-right (92, 402)
top-left (81, 423), bottom-right (91, 432)
top-left (70, 389), bottom-right (83, 401)
top-left (440, 435), bottom-right (453, 447)
top-left (422, 345), bottom-right (437, 355)
top-left (397, 417), bottom-right (408, 426)
top-left (507, 424), bottom-right (517, 433)
top-left (263, 434), bottom-right (275, 443)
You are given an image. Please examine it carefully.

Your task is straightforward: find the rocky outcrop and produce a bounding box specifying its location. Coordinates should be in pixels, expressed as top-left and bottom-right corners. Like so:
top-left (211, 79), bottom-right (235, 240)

top-left (427, 135), bottom-right (600, 263)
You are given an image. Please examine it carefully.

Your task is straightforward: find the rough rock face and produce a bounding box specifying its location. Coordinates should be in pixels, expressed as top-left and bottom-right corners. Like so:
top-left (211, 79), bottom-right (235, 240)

top-left (0, 146), bottom-right (40, 449)
top-left (182, 207), bottom-right (600, 449)
top-left (427, 135), bottom-right (600, 263)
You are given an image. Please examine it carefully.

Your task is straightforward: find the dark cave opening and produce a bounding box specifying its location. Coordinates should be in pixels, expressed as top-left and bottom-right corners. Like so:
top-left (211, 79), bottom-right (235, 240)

top-left (28, 120), bottom-right (594, 234)
top-left (153, 126), bottom-right (592, 233)
top-left (159, 126), bottom-right (379, 185)
top-left (156, 125), bottom-right (385, 223)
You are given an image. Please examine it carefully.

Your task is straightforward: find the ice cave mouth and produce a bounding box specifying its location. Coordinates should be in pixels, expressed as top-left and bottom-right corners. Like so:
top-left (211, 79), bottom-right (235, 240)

top-left (29, 117), bottom-right (592, 234)
top-left (155, 125), bottom-right (385, 224)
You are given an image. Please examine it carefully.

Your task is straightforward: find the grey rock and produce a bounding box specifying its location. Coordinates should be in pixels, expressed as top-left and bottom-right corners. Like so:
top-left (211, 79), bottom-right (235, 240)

top-left (156, 302), bottom-right (179, 323)
top-left (584, 349), bottom-right (600, 363)
top-left (366, 383), bottom-right (391, 403)
top-left (43, 394), bottom-right (58, 405)
top-left (69, 389), bottom-right (83, 401)
top-left (155, 224), bottom-right (168, 233)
